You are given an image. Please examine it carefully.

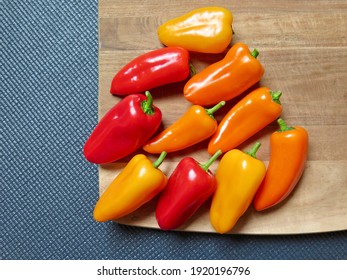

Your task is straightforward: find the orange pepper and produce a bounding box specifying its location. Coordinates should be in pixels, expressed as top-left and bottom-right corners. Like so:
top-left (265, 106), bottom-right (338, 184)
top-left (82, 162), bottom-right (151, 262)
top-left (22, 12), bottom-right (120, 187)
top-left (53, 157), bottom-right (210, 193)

top-left (208, 87), bottom-right (282, 155)
top-left (184, 42), bottom-right (264, 106)
top-left (253, 118), bottom-right (309, 211)
top-left (93, 152), bottom-right (168, 222)
top-left (143, 101), bottom-right (225, 154)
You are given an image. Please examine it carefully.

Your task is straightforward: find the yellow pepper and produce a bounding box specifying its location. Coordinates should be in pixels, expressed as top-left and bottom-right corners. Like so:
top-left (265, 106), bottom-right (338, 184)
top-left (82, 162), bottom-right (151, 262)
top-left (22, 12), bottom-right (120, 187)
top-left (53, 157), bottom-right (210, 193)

top-left (157, 7), bottom-right (233, 54)
top-left (210, 143), bottom-right (266, 234)
top-left (93, 152), bottom-right (168, 222)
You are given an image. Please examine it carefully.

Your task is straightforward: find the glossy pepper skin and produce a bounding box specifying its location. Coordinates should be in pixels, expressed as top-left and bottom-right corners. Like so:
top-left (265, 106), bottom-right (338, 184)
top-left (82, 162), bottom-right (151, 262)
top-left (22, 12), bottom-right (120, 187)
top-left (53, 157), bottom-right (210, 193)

top-left (208, 87), bottom-right (282, 155)
top-left (110, 47), bottom-right (190, 95)
top-left (210, 143), bottom-right (266, 234)
top-left (143, 101), bottom-right (225, 154)
top-left (94, 152), bottom-right (168, 222)
top-left (254, 118), bottom-right (309, 211)
top-left (156, 150), bottom-right (222, 230)
top-left (84, 91), bottom-right (162, 164)
top-left (158, 7), bottom-right (233, 54)
top-left (184, 42), bottom-right (264, 106)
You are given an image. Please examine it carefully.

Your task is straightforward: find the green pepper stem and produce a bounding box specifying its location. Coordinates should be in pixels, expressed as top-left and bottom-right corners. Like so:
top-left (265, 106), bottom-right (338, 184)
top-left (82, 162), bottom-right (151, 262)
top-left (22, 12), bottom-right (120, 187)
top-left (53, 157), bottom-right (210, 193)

top-left (246, 142), bottom-right (261, 158)
top-left (141, 91), bottom-right (154, 115)
top-left (199, 150), bottom-right (222, 172)
top-left (270, 90), bottom-right (282, 105)
top-left (153, 151), bottom-right (167, 169)
top-left (251, 49), bottom-right (259, 58)
top-left (277, 118), bottom-right (294, 132)
top-left (205, 101), bottom-right (226, 118)
top-left (189, 62), bottom-right (196, 77)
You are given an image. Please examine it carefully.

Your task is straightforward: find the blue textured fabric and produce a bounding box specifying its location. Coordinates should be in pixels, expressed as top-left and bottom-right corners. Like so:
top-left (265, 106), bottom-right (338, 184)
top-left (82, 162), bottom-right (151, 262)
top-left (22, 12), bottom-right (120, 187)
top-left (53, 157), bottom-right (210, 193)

top-left (1, 1), bottom-right (346, 260)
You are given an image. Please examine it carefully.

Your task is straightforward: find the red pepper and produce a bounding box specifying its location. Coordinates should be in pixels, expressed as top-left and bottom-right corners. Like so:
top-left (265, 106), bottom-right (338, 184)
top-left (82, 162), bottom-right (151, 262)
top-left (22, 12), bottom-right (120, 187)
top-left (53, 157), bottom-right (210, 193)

top-left (156, 150), bottom-right (222, 230)
top-left (110, 47), bottom-right (191, 95)
top-left (84, 91), bottom-right (162, 164)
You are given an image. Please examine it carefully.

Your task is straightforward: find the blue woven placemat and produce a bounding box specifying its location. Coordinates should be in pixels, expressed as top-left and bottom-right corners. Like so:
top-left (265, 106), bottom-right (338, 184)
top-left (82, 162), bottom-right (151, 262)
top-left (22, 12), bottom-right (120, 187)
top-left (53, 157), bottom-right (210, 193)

top-left (1, 0), bottom-right (346, 260)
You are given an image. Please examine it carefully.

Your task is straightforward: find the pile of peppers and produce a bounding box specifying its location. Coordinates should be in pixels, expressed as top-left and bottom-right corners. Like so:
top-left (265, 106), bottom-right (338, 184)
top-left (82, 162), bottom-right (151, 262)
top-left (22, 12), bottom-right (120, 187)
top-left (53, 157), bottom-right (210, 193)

top-left (84, 7), bottom-right (309, 234)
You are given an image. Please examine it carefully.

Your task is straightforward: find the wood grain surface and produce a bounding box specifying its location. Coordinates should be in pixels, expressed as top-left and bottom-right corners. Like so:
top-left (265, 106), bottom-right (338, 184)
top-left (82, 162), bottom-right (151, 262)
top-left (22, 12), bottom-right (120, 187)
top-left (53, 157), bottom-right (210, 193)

top-left (98, 0), bottom-right (347, 234)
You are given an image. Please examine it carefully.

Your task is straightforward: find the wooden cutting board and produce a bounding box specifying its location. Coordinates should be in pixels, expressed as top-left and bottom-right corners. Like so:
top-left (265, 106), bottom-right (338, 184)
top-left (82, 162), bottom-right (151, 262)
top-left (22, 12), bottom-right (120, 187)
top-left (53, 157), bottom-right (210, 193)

top-left (97, 0), bottom-right (347, 234)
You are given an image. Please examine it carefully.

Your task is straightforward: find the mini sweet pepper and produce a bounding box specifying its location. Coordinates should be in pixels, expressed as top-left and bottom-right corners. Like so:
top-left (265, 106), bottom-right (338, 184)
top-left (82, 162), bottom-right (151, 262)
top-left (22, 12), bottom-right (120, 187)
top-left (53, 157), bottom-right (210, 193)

top-left (184, 42), bottom-right (264, 106)
top-left (94, 152), bottom-right (168, 222)
top-left (110, 47), bottom-right (191, 95)
top-left (254, 118), bottom-right (309, 211)
top-left (208, 87), bottom-right (282, 155)
top-left (84, 91), bottom-right (162, 164)
top-left (158, 7), bottom-right (233, 54)
top-left (156, 150), bottom-right (222, 230)
top-left (143, 101), bottom-right (225, 154)
top-left (210, 142), bottom-right (266, 234)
